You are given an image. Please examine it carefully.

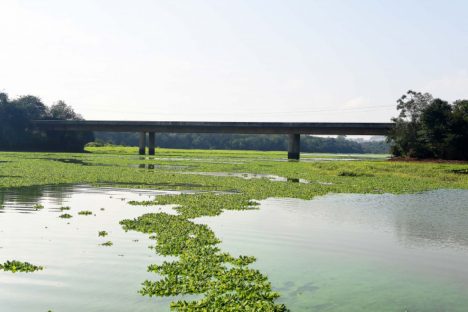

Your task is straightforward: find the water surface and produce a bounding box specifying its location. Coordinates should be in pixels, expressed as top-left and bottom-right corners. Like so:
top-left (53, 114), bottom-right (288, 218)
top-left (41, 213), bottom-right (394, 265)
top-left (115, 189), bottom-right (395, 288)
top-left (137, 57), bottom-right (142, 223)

top-left (1, 186), bottom-right (468, 311)
top-left (198, 189), bottom-right (468, 311)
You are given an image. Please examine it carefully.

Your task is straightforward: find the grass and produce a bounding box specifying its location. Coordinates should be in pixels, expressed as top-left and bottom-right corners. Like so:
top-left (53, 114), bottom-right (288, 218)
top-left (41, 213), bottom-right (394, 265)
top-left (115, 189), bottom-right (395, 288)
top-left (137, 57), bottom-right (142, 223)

top-left (0, 147), bottom-right (467, 310)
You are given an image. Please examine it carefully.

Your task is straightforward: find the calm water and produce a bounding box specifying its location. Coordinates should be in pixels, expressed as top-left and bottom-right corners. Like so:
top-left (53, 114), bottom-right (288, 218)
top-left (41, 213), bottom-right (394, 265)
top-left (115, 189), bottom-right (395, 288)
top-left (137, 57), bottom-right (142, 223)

top-left (1, 186), bottom-right (468, 311)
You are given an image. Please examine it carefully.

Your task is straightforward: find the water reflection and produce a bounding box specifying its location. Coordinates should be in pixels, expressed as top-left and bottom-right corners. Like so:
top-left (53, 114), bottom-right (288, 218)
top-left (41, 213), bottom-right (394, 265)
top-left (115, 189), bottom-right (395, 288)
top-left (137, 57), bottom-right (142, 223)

top-left (177, 171), bottom-right (309, 184)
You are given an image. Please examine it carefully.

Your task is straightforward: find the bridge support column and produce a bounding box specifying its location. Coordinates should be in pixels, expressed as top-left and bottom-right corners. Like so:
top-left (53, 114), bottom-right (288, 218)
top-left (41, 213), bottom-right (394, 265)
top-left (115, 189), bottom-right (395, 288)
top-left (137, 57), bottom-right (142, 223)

top-left (139, 132), bottom-right (146, 155)
top-left (288, 134), bottom-right (300, 160)
top-left (148, 132), bottom-right (155, 155)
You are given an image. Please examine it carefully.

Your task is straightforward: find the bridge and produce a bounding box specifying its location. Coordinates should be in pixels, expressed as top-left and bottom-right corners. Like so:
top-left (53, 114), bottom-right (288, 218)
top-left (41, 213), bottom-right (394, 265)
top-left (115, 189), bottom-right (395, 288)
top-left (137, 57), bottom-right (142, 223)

top-left (32, 120), bottom-right (394, 160)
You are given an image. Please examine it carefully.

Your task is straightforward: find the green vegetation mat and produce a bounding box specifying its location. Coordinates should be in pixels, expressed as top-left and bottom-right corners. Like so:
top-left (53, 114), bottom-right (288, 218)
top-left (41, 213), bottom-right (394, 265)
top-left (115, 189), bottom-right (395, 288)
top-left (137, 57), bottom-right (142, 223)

top-left (0, 260), bottom-right (43, 273)
top-left (0, 147), bottom-right (467, 310)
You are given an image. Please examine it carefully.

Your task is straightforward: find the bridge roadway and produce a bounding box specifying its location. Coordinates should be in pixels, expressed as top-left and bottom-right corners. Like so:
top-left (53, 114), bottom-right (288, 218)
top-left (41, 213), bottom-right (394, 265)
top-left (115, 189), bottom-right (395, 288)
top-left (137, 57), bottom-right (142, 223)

top-left (32, 120), bottom-right (394, 160)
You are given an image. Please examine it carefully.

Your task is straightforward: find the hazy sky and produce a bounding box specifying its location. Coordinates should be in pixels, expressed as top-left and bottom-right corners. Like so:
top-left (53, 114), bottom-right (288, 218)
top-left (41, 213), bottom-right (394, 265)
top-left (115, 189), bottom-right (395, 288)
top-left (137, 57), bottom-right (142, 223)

top-left (1, 0), bottom-right (467, 122)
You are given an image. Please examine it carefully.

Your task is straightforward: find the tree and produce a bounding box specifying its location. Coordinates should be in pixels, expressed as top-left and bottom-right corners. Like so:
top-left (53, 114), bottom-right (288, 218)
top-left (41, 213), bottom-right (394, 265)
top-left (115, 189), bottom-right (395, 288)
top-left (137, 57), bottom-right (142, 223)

top-left (48, 100), bottom-right (83, 120)
top-left (420, 99), bottom-right (452, 158)
top-left (0, 92), bottom-right (93, 151)
top-left (389, 90), bottom-right (433, 158)
top-left (388, 90), bottom-right (468, 160)
top-left (447, 100), bottom-right (468, 160)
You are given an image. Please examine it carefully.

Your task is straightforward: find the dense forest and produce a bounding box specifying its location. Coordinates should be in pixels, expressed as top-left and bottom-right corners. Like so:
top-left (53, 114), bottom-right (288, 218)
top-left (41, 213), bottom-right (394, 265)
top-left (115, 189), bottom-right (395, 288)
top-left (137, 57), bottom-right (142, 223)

top-left (388, 91), bottom-right (468, 160)
top-left (0, 92), bottom-right (93, 152)
top-left (94, 132), bottom-right (390, 154)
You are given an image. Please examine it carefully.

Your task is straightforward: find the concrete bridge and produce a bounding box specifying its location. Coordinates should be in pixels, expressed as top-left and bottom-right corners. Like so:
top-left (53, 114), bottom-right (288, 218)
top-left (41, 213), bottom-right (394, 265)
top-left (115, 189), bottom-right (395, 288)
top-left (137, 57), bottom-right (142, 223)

top-left (32, 120), bottom-right (394, 160)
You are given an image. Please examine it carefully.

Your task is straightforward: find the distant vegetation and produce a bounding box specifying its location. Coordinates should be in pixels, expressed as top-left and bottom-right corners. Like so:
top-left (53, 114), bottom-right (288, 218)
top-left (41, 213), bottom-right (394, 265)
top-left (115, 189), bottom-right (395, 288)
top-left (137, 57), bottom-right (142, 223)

top-left (93, 132), bottom-right (390, 154)
top-left (388, 90), bottom-right (468, 160)
top-left (0, 92), bottom-right (93, 152)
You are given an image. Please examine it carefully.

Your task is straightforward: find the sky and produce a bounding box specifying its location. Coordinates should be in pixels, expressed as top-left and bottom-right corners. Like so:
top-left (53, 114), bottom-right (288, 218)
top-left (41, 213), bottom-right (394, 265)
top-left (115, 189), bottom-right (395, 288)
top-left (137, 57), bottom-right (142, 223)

top-left (1, 0), bottom-right (467, 122)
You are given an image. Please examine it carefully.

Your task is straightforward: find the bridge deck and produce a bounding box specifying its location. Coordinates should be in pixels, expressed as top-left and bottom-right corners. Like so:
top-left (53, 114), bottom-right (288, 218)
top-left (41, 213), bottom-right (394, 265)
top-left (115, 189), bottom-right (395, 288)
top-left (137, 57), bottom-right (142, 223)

top-left (33, 120), bottom-right (393, 135)
top-left (32, 120), bottom-right (393, 159)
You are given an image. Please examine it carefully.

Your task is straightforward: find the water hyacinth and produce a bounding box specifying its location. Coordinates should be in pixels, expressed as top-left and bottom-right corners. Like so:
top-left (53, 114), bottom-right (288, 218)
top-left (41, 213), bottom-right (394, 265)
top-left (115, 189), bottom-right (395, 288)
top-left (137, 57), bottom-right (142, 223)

top-left (1, 148), bottom-right (467, 311)
top-left (78, 210), bottom-right (93, 216)
top-left (0, 260), bottom-right (43, 273)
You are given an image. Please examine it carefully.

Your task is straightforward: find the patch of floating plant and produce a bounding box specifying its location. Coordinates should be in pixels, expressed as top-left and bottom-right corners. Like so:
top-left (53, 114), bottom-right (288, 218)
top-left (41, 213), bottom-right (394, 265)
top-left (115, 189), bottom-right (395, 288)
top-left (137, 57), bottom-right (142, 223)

top-left (33, 203), bottom-right (44, 210)
top-left (98, 231), bottom-right (108, 237)
top-left (177, 171), bottom-right (309, 184)
top-left (60, 206), bottom-right (71, 211)
top-left (338, 170), bottom-right (375, 177)
top-left (139, 157), bottom-right (246, 165)
top-left (0, 260), bottom-right (43, 273)
top-left (100, 241), bottom-right (113, 247)
top-left (78, 210), bottom-right (93, 216)
top-left (122, 193), bottom-right (287, 310)
top-left (59, 213), bottom-right (72, 219)
top-left (97, 181), bottom-right (212, 191)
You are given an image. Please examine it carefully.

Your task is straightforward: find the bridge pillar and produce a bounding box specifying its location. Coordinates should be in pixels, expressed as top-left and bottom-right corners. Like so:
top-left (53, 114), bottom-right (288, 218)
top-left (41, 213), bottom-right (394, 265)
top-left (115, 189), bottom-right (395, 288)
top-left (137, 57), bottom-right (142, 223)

top-left (148, 132), bottom-right (155, 155)
top-left (139, 132), bottom-right (146, 155)
top-left (288, 134), bottom-right (300, 160)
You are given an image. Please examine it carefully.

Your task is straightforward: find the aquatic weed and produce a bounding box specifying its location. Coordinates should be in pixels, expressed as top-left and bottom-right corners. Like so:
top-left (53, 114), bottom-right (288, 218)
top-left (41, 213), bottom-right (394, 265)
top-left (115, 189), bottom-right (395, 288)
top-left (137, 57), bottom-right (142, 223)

top-left (0, 260), bottom-right (43, 273)
top-left (78, 210), bottom-right (93, 216)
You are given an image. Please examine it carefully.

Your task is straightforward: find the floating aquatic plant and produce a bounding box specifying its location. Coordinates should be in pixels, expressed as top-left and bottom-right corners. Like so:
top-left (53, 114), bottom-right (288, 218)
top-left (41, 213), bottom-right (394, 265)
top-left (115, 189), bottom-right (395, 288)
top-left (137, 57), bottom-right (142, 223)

top-left (98, 231), bottom-right (108, 237)
top-left (78, 210), bottom-right (92, 216)
top-left (60, 206), bottom-right (71, 211)
top-left (1, 147), bottom-right (468, 311)
top-left (0, 260), bottom-right (43, 273)
top-left (59, 213), bottom-right (72, 219)
top-left (33, 203), bottom-right (44, 209)
top-left (121, 207), bottom-right (286, 310)
top-left (100, 241), bottom-right (113, 246)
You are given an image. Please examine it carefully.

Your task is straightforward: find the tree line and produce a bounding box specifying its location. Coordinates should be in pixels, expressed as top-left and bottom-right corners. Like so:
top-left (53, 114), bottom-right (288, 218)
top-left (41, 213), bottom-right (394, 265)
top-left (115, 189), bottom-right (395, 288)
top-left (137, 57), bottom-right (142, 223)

top-left (1, 89), bottom-right (466, 159)
top-left (388, 90), bottom-right (468, 160)
top-left (93, 132), bottom-right (390, 154)
top-left (0, 92), bottom-right (93, 151)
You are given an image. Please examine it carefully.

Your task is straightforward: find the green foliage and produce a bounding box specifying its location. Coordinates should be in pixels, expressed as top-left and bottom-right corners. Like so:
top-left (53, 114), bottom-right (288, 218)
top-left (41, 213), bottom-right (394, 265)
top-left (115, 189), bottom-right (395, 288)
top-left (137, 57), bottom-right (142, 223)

top-left (0, 260), bottom-right (43, 273)
top-left (0, 91), bottom-right (93, 152)
top-left (94, 132), bottom-right (389, 154)
top-left (33, 203), bottom-right (44, 209)
top-left (59, 213), bottom-right (72, 219)
top-left (98, 231), bottom-right (108, 237)
top-left (78, 210), bottom-right (93, 215)
top-left (389, 90), bottom-right (468, 160)
top-left (100, 241), bottom-right (113, 246)
top-left (120, 209), bottom-right (286, 311)
top-left (60, 206), bottom-right (71, 211)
